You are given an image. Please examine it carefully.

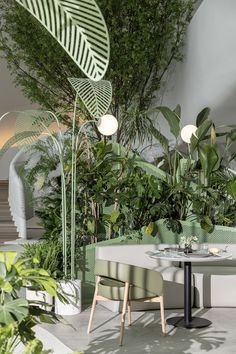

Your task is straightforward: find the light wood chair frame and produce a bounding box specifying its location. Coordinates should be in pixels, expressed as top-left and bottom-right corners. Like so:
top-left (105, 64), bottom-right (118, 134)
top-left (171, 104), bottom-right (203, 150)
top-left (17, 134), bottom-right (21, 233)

top-left (87, 274), bottom-right (166, 346)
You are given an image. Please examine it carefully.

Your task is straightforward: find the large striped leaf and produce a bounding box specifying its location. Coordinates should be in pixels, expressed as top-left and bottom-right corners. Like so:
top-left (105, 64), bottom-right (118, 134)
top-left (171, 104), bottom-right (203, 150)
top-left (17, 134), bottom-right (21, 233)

top-left (0, 110), bottom-right (55, 158)
top-left (15, 110), bottom-right (55, 134)
top-left (0, 131), bottom-right (40, 159)
top-left (68, 78), bottom-right (112, 117)
top-left (15, 0), bottom-right (110, 81)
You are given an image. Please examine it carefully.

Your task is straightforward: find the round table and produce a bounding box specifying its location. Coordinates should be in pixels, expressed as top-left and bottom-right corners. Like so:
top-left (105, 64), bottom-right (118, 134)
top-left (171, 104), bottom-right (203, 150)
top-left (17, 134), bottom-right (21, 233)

top-left (149, 249), bottom-right (232, 329)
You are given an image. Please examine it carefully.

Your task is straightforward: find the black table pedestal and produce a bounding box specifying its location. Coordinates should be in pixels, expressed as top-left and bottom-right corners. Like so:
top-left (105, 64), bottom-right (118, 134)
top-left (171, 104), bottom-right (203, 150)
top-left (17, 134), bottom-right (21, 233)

top-left (167, 316), bottom-right (211, 328)
top-left (166, 261), bottom-right (212, 329)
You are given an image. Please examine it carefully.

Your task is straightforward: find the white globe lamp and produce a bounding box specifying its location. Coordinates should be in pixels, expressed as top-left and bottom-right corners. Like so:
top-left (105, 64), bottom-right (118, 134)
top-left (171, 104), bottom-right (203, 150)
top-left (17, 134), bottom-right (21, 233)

top-left (181, 124), bottom-right (197, 143)
top-left (97, 114), bottom-right (118, 136)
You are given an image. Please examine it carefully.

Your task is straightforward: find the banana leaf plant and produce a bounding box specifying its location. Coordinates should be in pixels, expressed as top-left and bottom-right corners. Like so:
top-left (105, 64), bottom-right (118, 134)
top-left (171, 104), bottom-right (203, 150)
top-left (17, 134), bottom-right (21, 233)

top-left (0, 251), bottom-right (59, 354)
top-left (148, 105), bottom-right (236, 233)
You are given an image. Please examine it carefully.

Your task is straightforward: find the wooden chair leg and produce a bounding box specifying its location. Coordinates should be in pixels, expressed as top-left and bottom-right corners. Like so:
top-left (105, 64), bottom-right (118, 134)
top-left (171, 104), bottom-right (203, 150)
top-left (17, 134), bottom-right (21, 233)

top-left (159, 295), bottom-right (166, 335)
top-left (87, 276), bottom-right (100, 334)
top-left (119, 282), bottom-right (129, 346)
top-left (128, 300), bottom-right (131, 326)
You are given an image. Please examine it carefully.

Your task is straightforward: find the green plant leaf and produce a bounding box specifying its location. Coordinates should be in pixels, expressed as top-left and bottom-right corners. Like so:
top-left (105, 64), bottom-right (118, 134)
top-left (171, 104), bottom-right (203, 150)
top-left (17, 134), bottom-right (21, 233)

top-left (145, 222), bottom-right (154, 235)
top-left (87, 219), bottom-right (95, 233)
top-left (190, 119), bottom-right (213, 154)
top-left (199, 144), bottom-right (221, 176)
top-left (15, 0), bottom-right (110, 81)
top-left (226, 128), bottom-right (236, 150)
top-left (200, 216), bottom-right (214, 233)
top-left (173, 104), bottom-right (181, 118)
top-left (155, 106), bottom-right (180, 138)
top-left (0, 251), bottom-right (17, 272)
top-left (135, 160), bottom-right (167, 180)
top-left (0, 299), bottom-right (29, 325)
top-left (110, 209), bottom-right (120, 223)
top-left (196, 107), bottom-right (211, 127)
top-left (151, 126), bottom-right (169, 154)
top-left (68, 78), bottom-right (112, 117)
top-left (0, 279), bottom-right (13, 293)
top-left (227, 180), bottom-right (236, 201)
top-left (26, 276), bottom-right (57, 296)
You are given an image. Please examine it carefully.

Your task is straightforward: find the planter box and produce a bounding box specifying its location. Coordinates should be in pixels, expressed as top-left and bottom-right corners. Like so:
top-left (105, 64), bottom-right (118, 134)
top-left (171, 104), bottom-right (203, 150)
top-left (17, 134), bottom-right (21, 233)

top-left (154, 219), bottom-right (236, 244)
top-left (55, 279), bottom-right (81, 315)
top-left (26, 289), bottom-right (53, 311)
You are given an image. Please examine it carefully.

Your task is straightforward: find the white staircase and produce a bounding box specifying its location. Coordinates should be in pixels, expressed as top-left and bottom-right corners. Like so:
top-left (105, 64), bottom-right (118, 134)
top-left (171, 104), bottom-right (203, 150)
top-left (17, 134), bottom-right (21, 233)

top-left (0, 181), bottom-right (19, 243)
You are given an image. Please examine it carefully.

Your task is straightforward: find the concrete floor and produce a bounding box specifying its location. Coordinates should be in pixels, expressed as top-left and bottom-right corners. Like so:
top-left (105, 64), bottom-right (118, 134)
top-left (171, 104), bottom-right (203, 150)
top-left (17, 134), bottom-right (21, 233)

top-left (43, 305), bottom-right (236, 354)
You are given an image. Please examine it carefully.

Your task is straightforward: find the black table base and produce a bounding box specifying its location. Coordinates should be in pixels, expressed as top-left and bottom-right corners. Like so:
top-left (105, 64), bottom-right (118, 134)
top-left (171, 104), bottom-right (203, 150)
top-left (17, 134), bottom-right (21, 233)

top-left (167, 261), bottom-right (212, 329)
top-left (167, 316), bottom-right (212, 329)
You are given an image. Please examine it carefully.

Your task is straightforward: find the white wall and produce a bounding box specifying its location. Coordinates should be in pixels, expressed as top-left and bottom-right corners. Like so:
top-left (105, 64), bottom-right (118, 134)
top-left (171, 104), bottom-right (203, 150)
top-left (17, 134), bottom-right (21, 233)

top-left (0, 60), bottom-right (33, 116)
top-left (0, 148), bottom-right (18, 180)
top-left (164, 0), bottom-right (236, 126)
top-left (0, 59), bottom-right (36, 179)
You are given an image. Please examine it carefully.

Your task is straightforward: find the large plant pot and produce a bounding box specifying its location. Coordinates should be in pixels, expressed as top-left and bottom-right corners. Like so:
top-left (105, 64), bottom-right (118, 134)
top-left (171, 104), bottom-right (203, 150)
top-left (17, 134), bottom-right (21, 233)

top-left (154, 219), bottom-right (236, 244)
top-left (55, 279), bottom-right (81, 316)
top-left (26, 289), bottom-right (53, 311)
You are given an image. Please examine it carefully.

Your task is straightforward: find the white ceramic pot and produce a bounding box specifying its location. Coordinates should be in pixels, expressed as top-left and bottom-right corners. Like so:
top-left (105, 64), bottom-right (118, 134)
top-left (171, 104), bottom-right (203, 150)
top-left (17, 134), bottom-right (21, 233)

top-left (26, 289), bottom-right (53, 311)
top-left (55, 279), bottom-right (81, 315)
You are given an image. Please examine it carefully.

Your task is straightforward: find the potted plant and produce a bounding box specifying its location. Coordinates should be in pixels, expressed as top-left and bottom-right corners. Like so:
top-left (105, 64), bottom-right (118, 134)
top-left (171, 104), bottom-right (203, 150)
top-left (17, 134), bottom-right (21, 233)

top-left (0, 250), bottom-right (59, 353)
top-left (21, 240), bottom-right (62, 311)
top-left (145, 105), bottom-right (236, 242)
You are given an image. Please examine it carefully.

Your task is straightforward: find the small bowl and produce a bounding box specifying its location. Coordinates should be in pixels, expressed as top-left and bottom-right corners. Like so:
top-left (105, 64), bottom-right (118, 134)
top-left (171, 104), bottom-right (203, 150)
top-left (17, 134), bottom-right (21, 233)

top-left (209, 247), bottom-right (220, 255)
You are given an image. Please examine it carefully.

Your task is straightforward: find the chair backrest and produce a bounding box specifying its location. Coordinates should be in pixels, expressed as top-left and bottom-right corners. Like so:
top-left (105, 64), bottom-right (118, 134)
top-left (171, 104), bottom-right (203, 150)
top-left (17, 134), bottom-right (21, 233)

top-left (95, 259), bottom-right (163, 296)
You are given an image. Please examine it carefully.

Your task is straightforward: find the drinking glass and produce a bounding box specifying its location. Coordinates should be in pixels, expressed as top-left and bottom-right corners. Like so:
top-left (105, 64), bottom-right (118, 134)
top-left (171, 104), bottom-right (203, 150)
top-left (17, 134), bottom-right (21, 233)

top-left (201, 243), bottom-right (209, 254)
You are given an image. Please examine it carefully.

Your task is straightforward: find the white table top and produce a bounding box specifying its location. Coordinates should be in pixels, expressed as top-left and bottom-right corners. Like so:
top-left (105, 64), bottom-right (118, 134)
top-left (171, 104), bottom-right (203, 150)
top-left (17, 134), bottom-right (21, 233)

top-left (147, 250), bottom-right (233, 263)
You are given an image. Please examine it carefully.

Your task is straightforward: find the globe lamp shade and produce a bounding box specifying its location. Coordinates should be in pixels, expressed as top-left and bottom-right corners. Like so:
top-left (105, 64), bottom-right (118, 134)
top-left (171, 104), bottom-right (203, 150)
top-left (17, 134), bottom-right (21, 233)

top-left (181, 124), bottom-right (197, 143)
top-left (97, 114), bottom-right (118, 136)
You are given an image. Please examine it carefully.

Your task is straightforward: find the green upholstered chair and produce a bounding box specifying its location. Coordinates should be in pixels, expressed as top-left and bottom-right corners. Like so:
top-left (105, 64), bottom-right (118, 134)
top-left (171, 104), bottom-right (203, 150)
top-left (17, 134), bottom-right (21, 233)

top-left (87, 260), bottom-right (166, 345)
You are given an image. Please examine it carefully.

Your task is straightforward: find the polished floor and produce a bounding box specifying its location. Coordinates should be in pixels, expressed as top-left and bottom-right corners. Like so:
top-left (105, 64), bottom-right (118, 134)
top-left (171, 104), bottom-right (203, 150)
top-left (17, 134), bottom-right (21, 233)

top-left (43, 305), bottom-right (236, 354)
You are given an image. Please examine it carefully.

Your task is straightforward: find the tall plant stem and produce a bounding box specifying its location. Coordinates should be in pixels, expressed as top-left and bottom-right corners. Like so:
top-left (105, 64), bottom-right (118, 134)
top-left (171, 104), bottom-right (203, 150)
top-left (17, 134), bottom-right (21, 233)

top-left (71, 114), bottom-right (98, 279)
top-left (70, 94), bottom-right (78, 280)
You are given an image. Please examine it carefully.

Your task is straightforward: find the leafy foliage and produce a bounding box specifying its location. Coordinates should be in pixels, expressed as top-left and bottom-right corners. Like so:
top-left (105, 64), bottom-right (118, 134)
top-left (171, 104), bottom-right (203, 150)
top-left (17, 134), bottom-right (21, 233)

top-left (21, 240), bottom-right (62, 279)
top-left (152, 105), bottom-right (236, 233)
top-left (0, 0), bottom-right (195, 143)
top-left (0, 251), bottom-right (59, 354)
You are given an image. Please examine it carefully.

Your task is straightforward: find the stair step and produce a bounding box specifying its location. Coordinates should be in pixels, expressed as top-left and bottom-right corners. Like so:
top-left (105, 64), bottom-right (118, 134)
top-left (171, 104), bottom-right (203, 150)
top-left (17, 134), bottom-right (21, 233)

top-left (0, 238), bottom-right (20, 244)
top-left (0, 184), bottom-right (19, 239)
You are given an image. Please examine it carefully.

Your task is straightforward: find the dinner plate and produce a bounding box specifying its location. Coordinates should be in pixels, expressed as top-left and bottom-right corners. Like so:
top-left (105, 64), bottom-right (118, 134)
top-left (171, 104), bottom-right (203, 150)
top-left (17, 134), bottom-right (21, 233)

top-left (189, 253), bottom-right (210, 258)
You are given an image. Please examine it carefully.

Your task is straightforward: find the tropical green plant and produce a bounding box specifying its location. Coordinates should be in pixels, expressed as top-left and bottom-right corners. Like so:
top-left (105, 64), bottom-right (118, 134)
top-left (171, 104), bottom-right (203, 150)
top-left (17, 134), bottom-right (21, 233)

top-left (0, 0), bottom-right (195, 144)
top-left (0, 251), bottom-right (59, 354)
top-left (107, 162), bottom-right (162, 239)
top-left (151, 105), bottom-right (236, 233)
top-left (23, 136), bottom-right (121, 242)
top-left (21, 241), bottom-right (62, 279)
